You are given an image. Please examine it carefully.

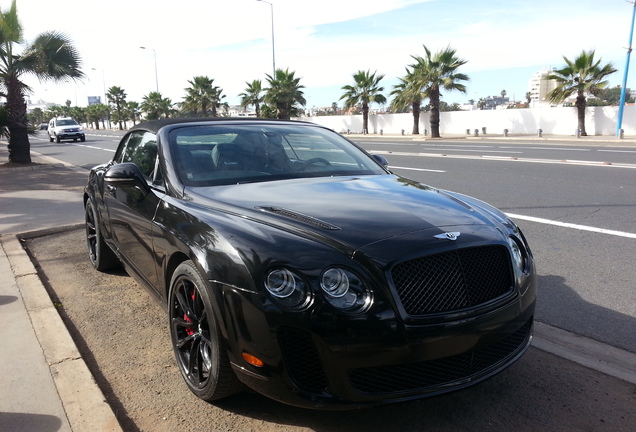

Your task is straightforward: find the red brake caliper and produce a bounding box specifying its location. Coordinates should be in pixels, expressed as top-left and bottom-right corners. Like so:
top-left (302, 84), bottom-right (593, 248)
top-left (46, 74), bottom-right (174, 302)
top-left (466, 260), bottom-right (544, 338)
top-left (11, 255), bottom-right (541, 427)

top-left (184, 288), bottom-right (195, 336)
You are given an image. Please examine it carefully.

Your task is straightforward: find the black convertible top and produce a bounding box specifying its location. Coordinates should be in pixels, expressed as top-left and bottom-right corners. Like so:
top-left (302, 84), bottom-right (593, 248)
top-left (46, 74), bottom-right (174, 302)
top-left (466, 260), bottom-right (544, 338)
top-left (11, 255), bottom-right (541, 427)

top-left (132, 117), bottom-right (312, 134)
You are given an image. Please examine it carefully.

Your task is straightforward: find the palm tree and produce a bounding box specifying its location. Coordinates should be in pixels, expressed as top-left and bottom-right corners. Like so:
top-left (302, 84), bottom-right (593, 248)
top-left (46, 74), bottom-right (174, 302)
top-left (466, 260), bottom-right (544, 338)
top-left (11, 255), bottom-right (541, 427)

top-left (69, 106), bottom-right (86, 126)
top-left (126, 101), bottom-right (141, 126)
top-left (106, 86), bottom-right (127, 130)
top-left (27, 107), bottom-right (45, 126)
top-left (0, 0), bottom-right (84, 163)
top-left (208, 86), bottom-right (226, 117)
top-left (340, 70), bottom-right (386, 134)
top-left (390, 68), bottom-right (424, 134)
top-left (264, 68), bottom-right (306, 120)
top-left (239, 79), bottom-right (264, 117)
top-left (410, 45), bottom-right (469, 138)
top-left (546, 50), bottom-right (617, 136)
top-left (182, 76), bottom-right (224, 117)
top-left (140, 91), bottom-right (174, 120)
top-left (85, 104), bottom-right (102, 129)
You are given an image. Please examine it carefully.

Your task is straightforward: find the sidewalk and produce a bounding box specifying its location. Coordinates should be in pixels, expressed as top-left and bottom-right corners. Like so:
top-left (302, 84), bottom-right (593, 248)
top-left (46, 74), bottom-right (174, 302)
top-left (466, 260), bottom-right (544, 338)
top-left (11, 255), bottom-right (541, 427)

top-left (0, 145), bottom-right (122, 432)
top-left (346, 131), bottom-right (636, 144)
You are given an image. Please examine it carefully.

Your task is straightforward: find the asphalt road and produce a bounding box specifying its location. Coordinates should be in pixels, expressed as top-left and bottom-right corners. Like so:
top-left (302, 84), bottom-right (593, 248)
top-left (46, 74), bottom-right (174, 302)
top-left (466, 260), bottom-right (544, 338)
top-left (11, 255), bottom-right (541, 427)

top-left (28, 131), bottom-right (636, 354)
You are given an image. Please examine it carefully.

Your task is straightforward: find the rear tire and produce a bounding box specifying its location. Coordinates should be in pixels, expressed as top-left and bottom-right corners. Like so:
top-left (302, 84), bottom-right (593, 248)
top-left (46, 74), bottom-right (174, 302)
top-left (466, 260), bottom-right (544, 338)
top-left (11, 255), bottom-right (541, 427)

top-left (49, 135), bottom-right (54, 142)
top-left (169, 261), bottom-right (242, 401)
top-left (85, 198), bottom-right (119, 271)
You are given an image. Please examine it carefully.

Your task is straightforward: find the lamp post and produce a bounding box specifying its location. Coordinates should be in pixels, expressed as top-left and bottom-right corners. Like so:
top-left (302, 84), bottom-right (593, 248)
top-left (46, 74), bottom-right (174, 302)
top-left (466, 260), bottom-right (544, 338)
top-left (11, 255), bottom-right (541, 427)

top-left (256, 0), bottom-right (276, 77)
top-left (91, 67), bottom-right (107, 105)
top-left (140, 46), bottom-right (159, 92)
top-left (617, 0), bottom-right (636, 137)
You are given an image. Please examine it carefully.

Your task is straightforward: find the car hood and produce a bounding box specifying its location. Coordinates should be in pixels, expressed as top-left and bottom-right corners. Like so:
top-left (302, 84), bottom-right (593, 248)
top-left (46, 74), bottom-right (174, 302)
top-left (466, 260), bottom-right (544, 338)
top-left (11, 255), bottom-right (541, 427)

top-left (184, 175), bottom-right (510, 255)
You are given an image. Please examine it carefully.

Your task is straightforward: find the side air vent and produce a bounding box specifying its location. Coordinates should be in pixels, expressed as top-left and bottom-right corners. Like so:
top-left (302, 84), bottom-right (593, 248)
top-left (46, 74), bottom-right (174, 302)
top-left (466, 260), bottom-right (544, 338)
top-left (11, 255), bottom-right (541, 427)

top-left (257, 206), bottom-right (341, 230)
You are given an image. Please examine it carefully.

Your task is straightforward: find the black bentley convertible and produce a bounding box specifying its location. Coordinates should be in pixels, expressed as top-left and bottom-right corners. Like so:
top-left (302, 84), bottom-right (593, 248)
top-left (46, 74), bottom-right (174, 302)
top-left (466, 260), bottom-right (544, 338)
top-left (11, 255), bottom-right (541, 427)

top-left (84, 118), bottom-right (536, 409)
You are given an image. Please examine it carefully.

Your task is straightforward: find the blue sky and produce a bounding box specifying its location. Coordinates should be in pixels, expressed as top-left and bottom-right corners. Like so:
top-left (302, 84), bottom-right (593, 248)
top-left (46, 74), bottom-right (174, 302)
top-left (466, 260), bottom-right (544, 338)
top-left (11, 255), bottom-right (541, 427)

top-left (12, 0), bottom-right (635, 109)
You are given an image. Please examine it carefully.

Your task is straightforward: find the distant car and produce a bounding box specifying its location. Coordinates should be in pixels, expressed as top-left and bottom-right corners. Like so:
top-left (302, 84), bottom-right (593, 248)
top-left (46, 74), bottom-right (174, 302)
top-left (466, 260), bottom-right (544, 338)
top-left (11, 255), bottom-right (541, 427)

top-left (48, 117), bottom-right (85, 143)
top-left (84, 118), bottom-right (536, 409)
top-left (39, 122), bottom-right (48, 130)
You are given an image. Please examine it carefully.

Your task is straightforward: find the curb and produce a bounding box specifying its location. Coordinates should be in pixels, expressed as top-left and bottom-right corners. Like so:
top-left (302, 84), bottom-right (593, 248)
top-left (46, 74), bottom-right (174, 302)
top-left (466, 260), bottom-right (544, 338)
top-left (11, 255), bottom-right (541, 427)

top-left (1, 231), bottom-right (124, 432)
top-left (532, 322), bottom-right (636, 385)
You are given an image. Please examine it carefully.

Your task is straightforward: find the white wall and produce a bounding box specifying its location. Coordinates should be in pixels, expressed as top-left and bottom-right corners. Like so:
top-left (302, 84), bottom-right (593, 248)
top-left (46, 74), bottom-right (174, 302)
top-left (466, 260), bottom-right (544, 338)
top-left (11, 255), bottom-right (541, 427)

top-left (303, 105), bottom-right (636, 136)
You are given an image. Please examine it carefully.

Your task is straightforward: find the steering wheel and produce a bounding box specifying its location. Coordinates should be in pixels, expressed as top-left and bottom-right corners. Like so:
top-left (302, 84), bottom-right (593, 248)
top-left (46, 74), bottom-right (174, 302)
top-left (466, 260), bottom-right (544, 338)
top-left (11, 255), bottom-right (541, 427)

top-left (299, 158), bottom-right (331, 171)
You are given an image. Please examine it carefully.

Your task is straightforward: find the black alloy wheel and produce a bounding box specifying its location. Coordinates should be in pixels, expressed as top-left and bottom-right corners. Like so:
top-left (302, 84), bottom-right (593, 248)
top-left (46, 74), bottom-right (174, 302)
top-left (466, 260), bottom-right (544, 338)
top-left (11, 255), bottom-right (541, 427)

top-left (85, 198), bottom-right (119, 271)
top-left (169, 261), bottom-right (242, 401)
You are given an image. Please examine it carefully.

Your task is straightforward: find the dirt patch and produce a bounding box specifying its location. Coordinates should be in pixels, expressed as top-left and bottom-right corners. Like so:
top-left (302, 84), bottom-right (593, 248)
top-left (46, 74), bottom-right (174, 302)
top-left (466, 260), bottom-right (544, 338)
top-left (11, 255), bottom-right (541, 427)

top-left (25, 228), bottom-right (636, 432)
top-left (0, 161), bottom-right (43, 168)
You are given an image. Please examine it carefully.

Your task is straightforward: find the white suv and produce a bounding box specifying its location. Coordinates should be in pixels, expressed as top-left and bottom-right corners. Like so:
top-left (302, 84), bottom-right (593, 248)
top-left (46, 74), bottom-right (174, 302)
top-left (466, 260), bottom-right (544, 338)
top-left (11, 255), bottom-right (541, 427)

top-left (48, 117), bottom-right (86, 143)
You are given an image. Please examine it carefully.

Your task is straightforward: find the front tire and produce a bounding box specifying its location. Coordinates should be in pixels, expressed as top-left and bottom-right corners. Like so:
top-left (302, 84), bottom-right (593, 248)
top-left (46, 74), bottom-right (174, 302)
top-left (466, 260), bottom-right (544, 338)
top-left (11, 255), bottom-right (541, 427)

top-left (85, 198), bottom-right (119, 271)
top-left (169, 261), bottom-right (242, 401)
top-left (56, 135), bottom-right (61, 143)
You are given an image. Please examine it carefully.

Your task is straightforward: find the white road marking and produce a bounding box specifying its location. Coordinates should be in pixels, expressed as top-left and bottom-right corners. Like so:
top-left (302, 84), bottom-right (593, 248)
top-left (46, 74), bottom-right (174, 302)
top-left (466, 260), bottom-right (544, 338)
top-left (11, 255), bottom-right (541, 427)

top-left (372, 150), bottom-right (636, 169)
top-left (506, 213), bottom-right (636, 239)
top-left (390, 166), bottom-right (446, 173)
top-left (499, 146), bottom-right (590, 151)
top-left (71, 144), bottom-right (116, 152)
top-left (597, 149), bottom-right (636, 154)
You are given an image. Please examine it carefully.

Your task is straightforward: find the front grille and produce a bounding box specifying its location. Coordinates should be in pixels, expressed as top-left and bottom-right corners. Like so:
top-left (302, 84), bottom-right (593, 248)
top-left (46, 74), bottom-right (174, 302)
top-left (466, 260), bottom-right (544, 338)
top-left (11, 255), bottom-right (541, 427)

top-left (391, 245), bottom-right (513, 315)
top-left (349, 318), bottom-right (532, 394)
top-left (279, 327), bottom-right (328, 393)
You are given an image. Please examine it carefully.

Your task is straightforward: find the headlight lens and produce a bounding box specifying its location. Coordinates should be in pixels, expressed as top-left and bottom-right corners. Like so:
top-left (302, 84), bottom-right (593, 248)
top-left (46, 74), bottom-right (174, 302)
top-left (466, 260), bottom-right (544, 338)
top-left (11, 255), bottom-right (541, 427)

top-left (508, 236), bottom-right (528, 276)
top-left (320, 267), bottom-right (371, 313)
top-left (320, 268), bottom-right (350, 297)
top-left (264, 268), bottom-right (310, 309)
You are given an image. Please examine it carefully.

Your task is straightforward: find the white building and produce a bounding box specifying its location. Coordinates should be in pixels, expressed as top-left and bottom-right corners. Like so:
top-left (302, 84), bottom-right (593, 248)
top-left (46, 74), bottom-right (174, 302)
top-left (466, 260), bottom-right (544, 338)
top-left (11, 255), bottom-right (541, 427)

top-left (528, 68), bottom-right (558, 106)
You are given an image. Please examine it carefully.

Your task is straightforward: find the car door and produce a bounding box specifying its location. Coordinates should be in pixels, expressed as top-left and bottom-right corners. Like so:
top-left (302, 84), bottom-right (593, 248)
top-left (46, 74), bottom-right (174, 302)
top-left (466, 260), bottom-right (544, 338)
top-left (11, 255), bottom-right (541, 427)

top-left (105, 130), bottom-right (165, 291)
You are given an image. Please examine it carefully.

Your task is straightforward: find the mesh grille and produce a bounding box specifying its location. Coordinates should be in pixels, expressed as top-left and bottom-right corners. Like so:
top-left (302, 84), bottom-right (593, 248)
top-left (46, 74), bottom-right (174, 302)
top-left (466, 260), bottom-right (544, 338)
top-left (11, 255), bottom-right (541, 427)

top-left (349, 318), bottom-right (532, 394)
top-left (278, 327), bottom-right (328, 393)
top-left (391, 245), bottom-right (513, 315)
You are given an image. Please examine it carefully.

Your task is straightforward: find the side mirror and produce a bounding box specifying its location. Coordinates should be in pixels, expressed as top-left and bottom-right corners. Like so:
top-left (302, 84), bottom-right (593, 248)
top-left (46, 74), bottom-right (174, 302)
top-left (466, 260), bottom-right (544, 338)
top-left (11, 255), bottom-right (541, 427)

top-left (372, 154), bottom-right (389, 167)
top-left (104, 162), bottom-right (151, 195)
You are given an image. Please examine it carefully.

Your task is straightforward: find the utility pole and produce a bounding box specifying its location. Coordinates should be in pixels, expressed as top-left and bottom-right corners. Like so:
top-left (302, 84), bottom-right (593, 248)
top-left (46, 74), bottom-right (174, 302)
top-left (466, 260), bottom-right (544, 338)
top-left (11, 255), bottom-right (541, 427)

top-left (616, 0), bottom-right (636, 137)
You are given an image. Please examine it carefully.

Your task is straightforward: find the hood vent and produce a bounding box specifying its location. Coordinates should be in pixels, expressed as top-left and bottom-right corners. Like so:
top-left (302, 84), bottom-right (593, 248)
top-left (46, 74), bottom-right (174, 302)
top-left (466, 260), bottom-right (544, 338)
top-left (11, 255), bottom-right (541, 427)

top-left (257, 206), bottom-right (341, 230)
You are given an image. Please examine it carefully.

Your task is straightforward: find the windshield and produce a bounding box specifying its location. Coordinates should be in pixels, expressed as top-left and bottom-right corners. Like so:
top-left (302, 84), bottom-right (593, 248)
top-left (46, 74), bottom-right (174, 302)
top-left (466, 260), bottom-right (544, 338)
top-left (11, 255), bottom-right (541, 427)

top-left (57, 119), bottom-right (79, 126)
top-left (169, 123), bottom-right (387, 186)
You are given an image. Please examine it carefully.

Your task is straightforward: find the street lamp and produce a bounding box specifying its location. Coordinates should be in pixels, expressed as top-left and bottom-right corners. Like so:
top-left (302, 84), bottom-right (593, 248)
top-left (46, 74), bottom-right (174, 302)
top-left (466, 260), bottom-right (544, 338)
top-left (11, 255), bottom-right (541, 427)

top-left (91, 67), bottom-right (107, 105)
top-left (256, 0), bottom-right (276, 77)
top-left (140, 46), bottom-right (159, 92)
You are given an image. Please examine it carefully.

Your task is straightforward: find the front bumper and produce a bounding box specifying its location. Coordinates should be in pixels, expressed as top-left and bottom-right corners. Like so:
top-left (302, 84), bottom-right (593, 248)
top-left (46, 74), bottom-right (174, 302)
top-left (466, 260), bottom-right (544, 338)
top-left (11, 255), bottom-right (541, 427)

top-left (223, 276), bottom-right (536, 409)
top-left (56, 130), bottom-right (84, 140)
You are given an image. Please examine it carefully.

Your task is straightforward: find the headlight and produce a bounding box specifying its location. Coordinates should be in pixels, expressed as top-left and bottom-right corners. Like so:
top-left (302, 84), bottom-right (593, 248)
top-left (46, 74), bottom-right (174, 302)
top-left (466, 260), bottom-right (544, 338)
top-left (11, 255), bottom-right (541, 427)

top-left (320, 267), bottom-right (371, 313)
top-left (264, 268), bottom-right (310, 309)
top-left (508, 236), bottom-right (529, 277)
top-left (321, 268), bottom-right (350, 297)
